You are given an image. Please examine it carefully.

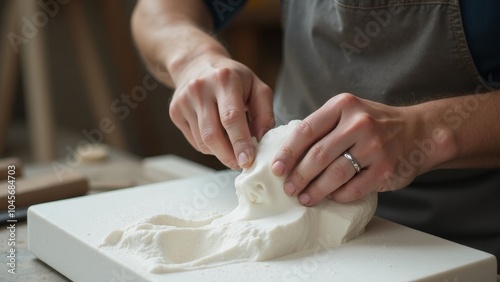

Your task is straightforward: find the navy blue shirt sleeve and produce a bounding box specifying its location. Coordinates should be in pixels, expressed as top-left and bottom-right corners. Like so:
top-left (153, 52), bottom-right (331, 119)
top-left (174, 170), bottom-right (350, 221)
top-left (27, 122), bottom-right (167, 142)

top-left (203, 0), bottom-right (248, 30)
top-left (460, 1), bottom-right (500, 87)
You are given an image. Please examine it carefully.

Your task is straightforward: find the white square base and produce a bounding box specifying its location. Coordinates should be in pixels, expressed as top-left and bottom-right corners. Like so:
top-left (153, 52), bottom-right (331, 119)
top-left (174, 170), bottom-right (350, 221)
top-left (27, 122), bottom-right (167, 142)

top-left (28, 171), bottom-right (497, 281)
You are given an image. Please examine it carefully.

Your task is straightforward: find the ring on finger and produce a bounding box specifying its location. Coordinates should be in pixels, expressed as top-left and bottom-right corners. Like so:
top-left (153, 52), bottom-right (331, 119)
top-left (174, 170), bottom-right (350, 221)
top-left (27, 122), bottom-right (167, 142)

top-left (343, 151), bottom-right (361, 174)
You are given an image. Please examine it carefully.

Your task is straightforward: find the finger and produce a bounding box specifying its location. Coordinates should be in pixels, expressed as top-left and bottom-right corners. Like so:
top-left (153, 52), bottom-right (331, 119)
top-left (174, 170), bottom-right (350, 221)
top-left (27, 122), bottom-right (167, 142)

top-left (176, 119), bottom-right (200, 152)
top-left (215, 70), bottom-right (255, 168)
top-left (297, 155), bottom-right (357, 206)
top-left (271, 99), bottom-right (344, 177)
top-left (177, 97), bottom-right (210, 154)
top-left (247, 78), bottom-right (275, 140)
top-left (283, 126), bottom-right (357, 196)
top-left (187, 112), bottom-right (211, 154)
top-left (199, 102), bottom-right (239, 169)
top-left (329, 167), bottom-right (381, 203)
top-left (169, 102), bottom-right (205, 153)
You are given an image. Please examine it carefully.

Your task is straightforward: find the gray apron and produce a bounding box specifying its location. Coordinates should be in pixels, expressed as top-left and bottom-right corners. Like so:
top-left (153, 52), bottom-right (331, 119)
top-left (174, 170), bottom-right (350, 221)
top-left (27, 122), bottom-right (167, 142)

top-left (275, 0), bottom-right (499, 270)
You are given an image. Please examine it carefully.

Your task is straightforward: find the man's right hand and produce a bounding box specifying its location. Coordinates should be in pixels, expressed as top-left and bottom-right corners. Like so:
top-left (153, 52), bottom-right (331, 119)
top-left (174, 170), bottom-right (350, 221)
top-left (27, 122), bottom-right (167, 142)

top-left (169, 54), bottom-right (275, 169)
top-left (132, 0), bottom-right (275, 170)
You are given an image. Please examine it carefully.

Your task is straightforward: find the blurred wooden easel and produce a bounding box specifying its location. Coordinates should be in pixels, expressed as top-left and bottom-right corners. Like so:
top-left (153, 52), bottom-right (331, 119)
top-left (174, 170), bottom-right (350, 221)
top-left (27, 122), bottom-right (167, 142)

top-left (0, 0), bottom-right (134, 161)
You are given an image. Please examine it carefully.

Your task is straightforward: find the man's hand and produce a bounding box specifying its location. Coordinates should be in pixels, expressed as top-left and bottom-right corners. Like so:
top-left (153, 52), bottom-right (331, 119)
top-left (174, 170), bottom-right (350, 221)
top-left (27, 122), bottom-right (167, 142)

top-left (271, 93), bottom-right (454, 205)
top-left (170, 54), bottom-right (275, 169)
top-left (132, 0), bottom-right (275, 169)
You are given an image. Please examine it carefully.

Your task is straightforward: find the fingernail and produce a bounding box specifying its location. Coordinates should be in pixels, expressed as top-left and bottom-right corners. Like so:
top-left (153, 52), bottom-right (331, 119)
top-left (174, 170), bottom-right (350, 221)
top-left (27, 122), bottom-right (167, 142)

top-left (238, 152), bottom-right (249, 167)
top-left (272, 161), bottom-right (285, 176)
top-left (284, 182), bottom-right (296, 195)
top-left (299, 193), bottom-right (311, 205)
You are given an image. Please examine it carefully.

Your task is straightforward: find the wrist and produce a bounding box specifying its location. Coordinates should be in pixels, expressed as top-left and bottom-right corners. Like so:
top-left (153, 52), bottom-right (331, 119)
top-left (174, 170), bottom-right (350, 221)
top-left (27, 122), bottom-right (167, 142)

top-left (165, 26), bottom-right (230, 85)
top-left (405, 102), bottom-right (458, 174)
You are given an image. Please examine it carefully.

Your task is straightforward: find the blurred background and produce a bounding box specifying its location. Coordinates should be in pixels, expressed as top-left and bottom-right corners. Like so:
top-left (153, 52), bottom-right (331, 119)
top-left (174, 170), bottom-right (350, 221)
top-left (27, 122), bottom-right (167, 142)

top-left (0, 0), bottom-right (282, 170)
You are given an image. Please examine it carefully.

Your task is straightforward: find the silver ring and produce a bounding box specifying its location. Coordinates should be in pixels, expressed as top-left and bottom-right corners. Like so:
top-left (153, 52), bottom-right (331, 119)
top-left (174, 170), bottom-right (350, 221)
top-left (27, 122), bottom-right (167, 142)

top-left (343, 151), bottom-right (361, 174)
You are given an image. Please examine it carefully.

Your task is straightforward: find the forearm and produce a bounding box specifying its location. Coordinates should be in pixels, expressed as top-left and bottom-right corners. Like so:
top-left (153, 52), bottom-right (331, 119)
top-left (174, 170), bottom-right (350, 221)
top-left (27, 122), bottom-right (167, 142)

top-left (131, 0), bottom-right (229, 87)
top-left (410, 90), bottom-right (500, 171)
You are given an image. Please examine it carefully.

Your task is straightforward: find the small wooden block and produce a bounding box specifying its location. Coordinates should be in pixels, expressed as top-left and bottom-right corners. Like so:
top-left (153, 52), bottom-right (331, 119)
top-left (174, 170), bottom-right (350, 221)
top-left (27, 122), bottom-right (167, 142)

top-left (0, 171), bottom-right (89, 210)
top-left (76, 143), bottom-right (109, 163)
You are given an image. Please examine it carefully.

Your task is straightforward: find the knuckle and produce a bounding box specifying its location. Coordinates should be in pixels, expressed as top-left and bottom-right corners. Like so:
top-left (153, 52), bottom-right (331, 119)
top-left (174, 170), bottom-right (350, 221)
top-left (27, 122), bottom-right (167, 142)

top-left (293, 170), bottom-right (306, 184)
top-left (201, 128), bottom-right (220, 147)
top-left (231, 136), bottom-right (249, 148)
top-left (187, 79), bottom-right (209, 105)
top-left (346, 185), bottom-right (363, 201)
top-left (337, 92), bottom-right (359, 106)
top-left (309, 182), bottom-right (325, 198)
top-left (327, 162), bottom-right (349, 183)
top-left (213, 67), bottom-right (232, 84)
top-left (375, 160), bottom-right (397, 179)
top-left (187, 78), bottom-right (205, 94)
top-left (367, 135), bottom-right (384, 152)
top-left (258, 112), bottom-right (275, 128)
top-left (267, 114), bottom-right (276, 128)
top-left (350, 113), bottom-right (376, 133)
top-left (295, 120), bottom-right (314, 138)
top-left (258, 83), bottom-right (273, 96)
top-left (356, 113), bottom-right (376, 128)
top-left (221, 109), bottom-right (244, 127)
top-left (171, 90), bottom-right (192, 110)
top-left (309, 145), bottom-right (329, 167)
top-left (250, 107), bottom-right (275, 127)
top-left (168, 104), bottom-right (181, 123)
top-left (280, 145), bottom-right (295, 160)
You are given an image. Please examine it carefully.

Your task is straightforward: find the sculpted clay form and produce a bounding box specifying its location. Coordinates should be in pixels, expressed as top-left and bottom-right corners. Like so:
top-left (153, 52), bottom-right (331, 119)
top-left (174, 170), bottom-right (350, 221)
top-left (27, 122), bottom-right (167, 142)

top-left (102, 120), bottom-right (377, 273)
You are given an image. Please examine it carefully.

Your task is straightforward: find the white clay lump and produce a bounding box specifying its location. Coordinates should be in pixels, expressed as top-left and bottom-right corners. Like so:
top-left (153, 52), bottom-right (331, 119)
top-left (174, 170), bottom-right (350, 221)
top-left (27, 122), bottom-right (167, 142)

top-left (101, 120), bottom-right (377, 273)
